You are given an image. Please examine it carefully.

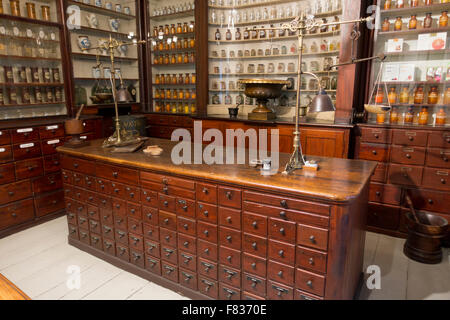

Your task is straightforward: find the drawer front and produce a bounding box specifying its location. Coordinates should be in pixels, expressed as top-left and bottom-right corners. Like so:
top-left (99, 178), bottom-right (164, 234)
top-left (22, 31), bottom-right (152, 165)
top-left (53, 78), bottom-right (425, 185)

top-left (422, 168), bottom-right (450, 191)
top-left (368, 203), bottom-right (400, 231)
top-left (12, 142), bottom-right (41, 161)
top-left (115, 229), bottom-right (128, 246)
top-left (218, 186), bottom-right (242, 209)
top-left (219, 246), bottom-right (241, 269)
top-left (0, 180), bottom-right (32, 205)
top-left (219, 227), bottom-right (241, 250)
top-left (78, 216), bottom-right (88, 228)
top-left (244, 191), bottom-right (330, 216)
top-left (140, 171), bottom-right (195, 190)
top-left (84, 175), bottom-right (96, 191)
top-left (145, 255), bottom-right (161, 275)
top-left (196, 183), bottom-right (217, 204)
top-left (35, 191), bottom-right (65, 217)
top-left (426, 149), bottom-right (450, 169)
top-left (159, 211), bottom-right (177, 231)
top-left (358, 143), bottom-right (390, 162)
top-left (219, 265), bottom-right (241, 288)
top-left (141, 189), bottom-right (158, 208)
top-left (39, 124), bottom-right (65, 140)
top-left (371, 162), bottom-right (388, 183)
top-left (78, 228), bottom-right (90, 245)
top-left (0, 198), bottom-right (35, 230)
top-left (127, 202), bottom-right (142, 220)
top-left (0, 163), bottom-right (15, 184)
top-left (103, 240), bottom-right (115, 256)
top-left (428, 131), bottom-right (450, 148)
top-left (176, 197), bottom-right (195, 218)
top-left (197, 202), bottom-right (218, 224)
top-left (96, 163), bottom-right (139, 186)
top-left (295, 289), bottom-right (323, 301)
top-left (143, 223), bottom-right (159, 241)
top-left (219, 283), bottom-right (241, 300)
top-left (388, 164), bottom-right (423, 186)
top-left (198, 277), bottom-right (219, 299)
top-left (179, 268), bottom-right (198, 291)
top-left (267, 281), bottom-right (294, 300)
top-left (41, 139), bottom-right (64, 155)
top-left (96, 178), bottom-right (111, 194)
top-left (390, 145), bottom-right (426, 166)
top-left (61, 156), bottom-right (95, 175)
top-left (97, 195), bottom-right (112, 211)
top-left (15, 158), bottom-right (43, 180)
top-left (198, 258), bottom-right (218, 280)
top-left (32, 173), bottom-right (62, 194)
top-left (116, 244), bottom-right (130, 262)
top-left (243, 273), bottom-right (266, 297)
top-left (218, 207), bottom-right (241, 230)
top-left (268, 239), bottom-right (295, 266)
top-left (72, 173), bottom-right (85, 188)
top-left (197, 239), bottom-right (218, 261)
top-left (393, 129), bottom-right (428, 147)
top-left (243, 253), bottom-right (266, 278)
top-left (361, 127), bottom-right (391, 144)
top-left (112, 198), bottom-right (127, 216)
top-left (197, 221), bottom-right (218, 242)
top-left (67, 212), bottom-right (77, 225)
top-left (297, 225), bottom-right (329, 251)
top-left (0, 145), bottom-right (13, 164)
top-left (162, 261), bottom-right (179, 282)
top-left (159, 227), bottom-right (177, 248)
top-left (129, 233), bottom-right (144, 252)
top-left (61, 169), bottom-right (73, 185)
top-left (68, 224), bottom-right (79, 240)
top-left (123, 186), bottom-right (141, 203)
top-left (142, 206), bottom-right (158, 225)
top-left (243, 212), bottom-right (267, 237)
top-left (130, 249), bottom-right (145, 268)
top-left (128, 217), bottom-right (143, 235)
top-left (158, 194), bottom-right (176, 212)
top-left (406, 188), bottom-right (450, 214)
top-left (102, 224), bottom-right (114, 240)
top-left (296, 246), bottom-right (327, 274)
top-left (179, 251), bottom-right (197, 272)
top-left (369, 183), bottom-right (402, 205)
top-left (177, 216), bottom-right (196, 236)
top-left (295, 268), bottom-right (325, 297)
top-left (43, 154), bottom-right (61, 173)
top-left (90, 233), bottom-right (103, 250)
top-left (0, 130), bottom-right (11, 145)
top-left (145, 239), bottom-right (160, 258)
top-left (268, 218), bottom-right (296, 244)
top-left (178, 233), bottom-right (196, 254)
top-left (243, 233), bottom-right (267, 258)
top-left (11, 128), bottom-right (39, 144)
top-left (268, 260), bottom-right (294, 286)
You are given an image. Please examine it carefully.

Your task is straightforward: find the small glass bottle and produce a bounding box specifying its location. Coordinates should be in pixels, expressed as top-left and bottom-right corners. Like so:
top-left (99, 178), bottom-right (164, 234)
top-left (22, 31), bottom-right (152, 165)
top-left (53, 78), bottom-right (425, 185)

top-left (390, 107), bottom-right (399, 124)
top-left (414, 86), bottom-right (424, 104)
top-left (435, 109), bottom-right (447, 126)
top-left (394, 17), bottom-right (403, 31)
top-left (439, 11), bottom-right (448, 27)
top-left (384, 0), bottom-right (392, 10)
top-left (375, 88), bottom-right (385, 104)
top-left (409, 15), bottom-right (417, 29)
top-left (235, 28), bottom-right (241, 40)
top-left (444, 87), bottom-right (450, 104)
top-left (399, 87), bottom-right (410, 104)
top-left (418, 107), bottom-right (429, 125)
top-left (405, 106), bottom-right (414, 123)
top-left (424, 13), bottom-right (433, 28)
top-left (388, 87), bottom-right (397, 104)
top-left (215, 29), bottom-right (221, 40)
top-left (396, 0), bottom-right (404, 8)
top-left (427, 86), bottom-right (439, 104)
top-left (226, 29), bottom-right (232, 40)
top-left (177, 23), bottom-right (182, 34)
top-left (376, 113), bottom-right (386, 124)
top-left (382, 18), bottom-right (390, 32)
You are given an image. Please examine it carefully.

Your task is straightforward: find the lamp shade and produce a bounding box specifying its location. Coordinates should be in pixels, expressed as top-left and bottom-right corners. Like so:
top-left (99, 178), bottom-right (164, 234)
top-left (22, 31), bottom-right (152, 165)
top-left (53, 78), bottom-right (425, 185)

top-left (309, 89), bottom-right (335, 113)
top-left (116, 85), bottom-right (133, 103)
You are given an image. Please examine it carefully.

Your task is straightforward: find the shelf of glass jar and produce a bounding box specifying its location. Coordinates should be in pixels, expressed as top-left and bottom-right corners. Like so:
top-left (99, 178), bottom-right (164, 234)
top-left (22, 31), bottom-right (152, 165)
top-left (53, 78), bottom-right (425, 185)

top-left (373, 106), bottom-right (448, 127)
top-left (208, 0), bottom-right (302, 10)
top-left (154, 73), bottom-right (196, 86)
top-left (374, 85), bottom-right (450, 106)
top-left (1, 66), bottom-right (62, 83)
top-left (153, 52), bottom-right (196, 66)
top-left (153, 102), bottom-right (197, 114)
top-left (0, 87), bottom-right (64, 106)
top-left (0, 2), bottom-right (60, 25)
top-left (72, 52), bottom-right (138, 62)
top-left (380, 1), bottom-right (450, 16)
top-left (67, 0), bottom-right (135, 20)
top-left (210, 29), bottom-right (340, 43)
top-left (379, 12), bottom-right (449, 34)
top-left (151, 22), bottom-right (195, 38)
top-left (70, 26), bottom-right (133, 39)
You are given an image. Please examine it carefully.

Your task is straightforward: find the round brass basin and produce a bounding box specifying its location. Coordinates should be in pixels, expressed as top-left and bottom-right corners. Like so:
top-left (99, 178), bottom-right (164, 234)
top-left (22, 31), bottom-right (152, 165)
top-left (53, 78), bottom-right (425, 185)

top-left (238, 79), bottom-right (290, 114)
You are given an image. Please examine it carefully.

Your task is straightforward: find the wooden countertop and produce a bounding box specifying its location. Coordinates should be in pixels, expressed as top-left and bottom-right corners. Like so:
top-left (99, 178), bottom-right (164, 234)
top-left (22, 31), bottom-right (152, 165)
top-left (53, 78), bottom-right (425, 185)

top-left (57, 138), bottom-right (377, 203)
top-left (0, 274), bottom-right (30, 300)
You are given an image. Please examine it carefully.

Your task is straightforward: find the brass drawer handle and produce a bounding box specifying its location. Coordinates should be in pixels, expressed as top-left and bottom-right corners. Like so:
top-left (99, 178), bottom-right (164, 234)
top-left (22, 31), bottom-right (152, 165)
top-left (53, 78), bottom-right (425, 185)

top-left (307, 280), bottom-right (313, 288)
top-left (164, 266), bottom-right (174, 274)
top-left (224, 269), bottom-right (237, 280)
top-left (428, 199), bottom-right (434, 204)
top-left (279, 211), bottom-right (287, 219)
top-left (164, 218), bottom-right (169, 225)
top-left (201, 261), bottom-right (213, 271)
top-left (226, 216), bottom-right (232, 223)
top-left (203, 210), bottom-right (209, 217)
top-left (278, 271), bottom-right (283, 277)
top-left (204, 248), bottom-right (210, 254)
top-left (280, 200), bottom-right (287, 208)
top-left (118, 247), bottom-right (126, 255)
top-left (202, 187), bottom-right (209, 194)
top-left (132, 253), bottom-right (141, 261)
top-left (8, 191), bottom-right (14, 196)
top-left (376, 191), bottom-right (381, 197)
top-left (252, 221), bottom-right (258, 228)
top-left (182, 272), bottom-right (193, 282)
top-left (130, 209), bottom-right (136, 214)
top-left (165, 235), bottom-right (170, 241)
top-left (406, 154), bottom-right (411, 159)
top-left (105, 242), bottom-right (112, 249)
top-left (73, 163), bottom-right (79, 168)
top-left (247, 276), bottom-right (261, 288)
top-left (183, 224), bottom-right (189, 230)
top-left (104, 227), bottom-right (111, 233)
top-left (251, 263), bottom-right (256, 269)
top-left (92, 237), bottom-right (100, 243)
top-left (223, 288), bottom-right (236, 299)
top-left (178, 199), bottom-right (186, 205)
top-left (309, 235), bottom-right (316, 243)
top-left (183, 241), bottom-right (189, 247)
top-left (11, 213), bottom-right (17, 218)
top-left (147, 242), bottom-right (156, 250)
top-left (227, 256), bottom-right (232, 262)
top-left (146, 196), bottom-right (151, 202)
top-left (252, 242), bottom-right (257, 250)
top-left (372, 150), bottom-right (377, 155)
top-left (112, 172), bottom-right (118, 178)
top-left (204, 230), bottom-right (209, 236)
top-left (272, 285), bottom-right (288, 297)
top-left (131, 237), bottom-right (140, 245)
top-left (162, 178), bottom-right (168, 185)
top-left (147, 258), bottom-right (157, 266)
top-left (80, 232), bottom-right (87, 239)
top-left (309, 258), bottom-right (315, 265)
top-left (129, 193), bottom-right (135, 198)
top-left (117, 231), bottom-right (126, 238)
top-left (146, 213), bottom-right (153, 219)
top-left (163, 201), bottom-right (169, 207)
top-left (225, 191), bottom-right (232, 200)
top-left (163, 186), bottom-right (168, 194)
top-left (278, 250), bottom-right (284, 257)
top-left (226, 235), bottom-right (232, 242)
top-left (201, 279), bottom-right (214, 291)
top-left (163, 248), bottom-right (174, 256)
top-left (279, 228), bottom-right (285, 235)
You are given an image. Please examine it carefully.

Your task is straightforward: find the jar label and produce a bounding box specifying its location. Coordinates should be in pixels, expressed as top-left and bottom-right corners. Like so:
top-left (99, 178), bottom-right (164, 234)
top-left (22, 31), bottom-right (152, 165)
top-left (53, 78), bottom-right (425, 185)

top-left (45, 72), bottom-right (50, 79)
top-left (46, 125), bottom-right (58, 130)
top-left (0, 148), bottom-right (5, 153)
top-left (17, 128), bottom-right (33, 133)
top-left (13, 27), bottom-right (19, 36)
top-left (6, 71), bottom-right (12, 79)
top-left (20, 143), bottom-right (34, 149)
top-left (47, 139), bottom-right (60, 145)
top-left (33, 72), bottom-right (39, 80)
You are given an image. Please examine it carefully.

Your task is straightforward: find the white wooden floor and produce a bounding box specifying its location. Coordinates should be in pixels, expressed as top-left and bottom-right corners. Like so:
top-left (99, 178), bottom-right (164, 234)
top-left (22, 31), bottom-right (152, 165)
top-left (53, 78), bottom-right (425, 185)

top-left (0, 217), bottom-right (449, 300)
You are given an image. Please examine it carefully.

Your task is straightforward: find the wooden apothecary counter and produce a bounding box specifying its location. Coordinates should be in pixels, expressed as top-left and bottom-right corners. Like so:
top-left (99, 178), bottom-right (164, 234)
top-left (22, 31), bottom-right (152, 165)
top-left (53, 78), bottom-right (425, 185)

top-left (57, 139), bottom-right (376, 300)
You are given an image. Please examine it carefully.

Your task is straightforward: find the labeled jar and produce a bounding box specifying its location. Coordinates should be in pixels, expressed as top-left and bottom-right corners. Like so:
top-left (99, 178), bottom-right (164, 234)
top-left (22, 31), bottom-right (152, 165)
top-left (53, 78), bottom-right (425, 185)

top-left (439, 11), bottom-right (448, 27)
top-left (26, 2), bottom-right (36, 19)
top-left (435, 109), bottom-right (447, 125)
top-left (427, 86), bottom-right (439, 104)
top-left (42, 68), bottom-right (51, 83)
top-left (418, 107), bottom-right (429, 125)
top-left (34, 87), bottom-right (42, 103)
top-left (409, 15), bottom-right (417, 29)
top-left (4, 66), bottom-right (13, 83)
top-left (41, 5), bottom-right (51, 21)
top-left (10, 0), bottom-right (21, 16)
top-left (414, 86), bottom-right (424, 104)
top-left (22, 87), bottom-right (31, 103)
top-left (19, 67), bottom-right (27, 82)
top-left (424, 13), bottom-right (433, 28)
top-left (394, 17), bottom-right (403, 31)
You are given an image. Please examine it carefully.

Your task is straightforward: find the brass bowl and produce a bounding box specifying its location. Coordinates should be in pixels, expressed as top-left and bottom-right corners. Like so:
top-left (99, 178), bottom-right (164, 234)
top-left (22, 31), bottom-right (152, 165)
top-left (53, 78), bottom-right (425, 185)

top-left (95, 92), bottom-right (113, 103)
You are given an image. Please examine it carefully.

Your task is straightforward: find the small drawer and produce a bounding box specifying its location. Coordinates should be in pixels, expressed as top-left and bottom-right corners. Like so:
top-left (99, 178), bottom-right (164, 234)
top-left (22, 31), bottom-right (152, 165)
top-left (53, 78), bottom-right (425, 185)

top-left (142, 206), bottom-right (158, 225)
top-left (130, 250), bottom-right (145, 269)
top-left (219, 226), bottom-right (241, 250)
top-left (74, 201), bottom-right (87, 216)
top-left (112, 198), bottom-right (127, 216)
top-left (143, 223), bottom-right (159, 241)
top-left (61, 156), bottom-right (95, 175)
top-left (123, 185), bottom-right (140, 203)
top-left (115, 229), bottom-right (128, 246)
top-left (97, 195), bottom-right (112, 211)
top-left (422, 168), bottom-right (450, 191)
top-left (81, 119), bottom-right (96, 133)
top-left (243, 233), bottom-right (267, 258)
top-left (83, 175), bottom-right (96, 191)
top-left (67, 212), bottom-right (77, 225)
top-left (218, 207), bottom-right (241, 230)
top-left (179, 251), bottom-right (197, 272)
top-left (15, 158), bottom-right (43, 180)
top-left (388, 164), bottom-right (423, 186)
top-left (197, 202), bottom-right (218, 223)
top-left (426, 149), bottom-right (450, 169)
top-left (297, 225), bottom-right (329, 251)
top-left (0, 163), bottom-right (15, 185)
top-left (268, 239), bottom-right (295, 266)
top-left (116, 244), bottom-right (130, 262)
top-left (295, 268), bottom-right (325, 297)
top-left (159, 211), bottom-right (177, 231)
top-left (390, 145), bottom-right (426, 166)
top-left (39, 124), bottom-right (65, 140)
top-left (141, 189), bottom-right (158, 208)
top-left (96, 179), bottom-right (111, 194)
top-left (393, 129), bottom-right (428, 147)
top-left (145, 255), bottom-right (161, 275)
top-left (65, 198), bottom-right (76, 213)
top-left (129, 233), bottom-right (144, 252)
top-left (140, 171), bottom-right (195, 190)
top-left (72, 173), bottom-right (85, 188)
top-left (35, 191), bottom-right (65, 217)
top-left (11, 127), bottom-right (39, 144)
top-left (267, 281), bottom-right (294, 300)
top-left (173, 233), bottom-right (194, 254)
top-left (176, 197), bottom-right (196, 218)
top-left (85, 191), bottom-right (97, 206)
top-left (68, 224), bottom-right (79, 240)
top-left (197, 221), bottom-right (218, 243)
top-left (41, 138), bottom-right (64, 155)
top-left (61, 170), bottom-right (73, 185)
top-left (159, 227), bottom-right (177, 248)
top-left (428, 131), bottom-right (450, 148)
top-left (0, 145), bottom-right (13, 164)
top-left (96, 163), bottom-right (139, 186)
top-left (243, 273), bottom-right (266, 297)
top-left (114, 215), bottom-right (127, 230)
top-left (13, 142), bottom-right (41, 161)
top-left (268, 218), bottom-right (296, 244)
top-left (110, 182), bottom-right (126, 198)
top-left (218, 186), bottom-right (242, 209)
top-left (219, 246), bottom-right (241, 269)
top-left (358, 143), bottom-right (390, 162)
top-left (145, 239), bottom-right (160, 258)
top-left (219, 265), bottom-right (241, 288)
top-left (406, 188), bottom-right (450, 214)
top-left (198, 277), bottom-right (218, 299)
top-left (369, 183), bottom-right (402, 205)
top-left (72, 187), bottom-right (85, 202)
top-left (78, 228), bottom-right (90, 245)
top-left (43, 154), bottom-right (61, 173)
top-left (361, 127), bottom-right (391, 144)
top-left (128, 217), bottom-right (143, 235)
top-left (243, 212), bottom-right (267, 237)
top-left (101, 224), bottom-right (114, 240)
top-left (242, 291), bottom-right (265, 301)
top-left (219, 283), bottom-right (241, 301)
top-left (198, 258), bottom-right (218, 280)
top-left (158, 194), bottom-right (176, 212)
top-left (243, 253), bottom-right (266, 278)
top-left (368, 203), bottom-right (400, 231)
top-left (371, 162), bottom-right (388, 183)
top-left (268, 260), bottom-right (294, 286)
top-left (0, 180), bottom-right (32, 205)
top-left (177, 216), bottom-right (196, 236)
top-left (295, 289), bottom-right (323, 301)
top-left (0, 198), bottom-right (34, 230)
top-left (179, 268), bottom-right (197, 291)
top-left (90, 233), bottom-right (103, 250)
top-left (0, 130), bottom-right (11, 145)
top-left (103, 239), bottom-right (116, 256)
top-left (197, 239), bottom-right (218, 261)
top-left (127, 202), bottom-right (142, 219)
top-left (296, 246), bottom-right (327, 274)
top-left (196, 182), bottom-right (217, 204)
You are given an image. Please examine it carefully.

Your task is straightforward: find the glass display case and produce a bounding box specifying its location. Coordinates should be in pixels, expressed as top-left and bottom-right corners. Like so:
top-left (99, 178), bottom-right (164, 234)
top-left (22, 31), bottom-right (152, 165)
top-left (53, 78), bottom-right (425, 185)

top-left (368, 0), bottom-right (450, 126)
top-left (207, 0), bottom-right (343, 118)
top-left (67, 0), bottom-right (141, 110)
top-left (148, 0), bottom-right (197, 114)
top-left (0, 0), bottom-right (67, 119)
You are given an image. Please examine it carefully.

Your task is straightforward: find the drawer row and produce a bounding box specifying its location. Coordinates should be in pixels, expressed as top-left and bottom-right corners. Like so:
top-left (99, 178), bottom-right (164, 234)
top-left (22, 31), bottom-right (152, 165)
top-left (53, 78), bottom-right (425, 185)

top-left (0, 138), bottom-right (65, 164)
top-left (361, 127), bottom-right (449, 148)
top-left (0, 155), bottom-right (62, 185)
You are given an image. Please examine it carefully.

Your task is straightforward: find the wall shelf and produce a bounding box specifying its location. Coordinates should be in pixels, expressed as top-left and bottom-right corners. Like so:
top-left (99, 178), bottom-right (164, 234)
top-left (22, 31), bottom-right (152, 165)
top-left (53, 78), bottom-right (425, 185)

top-left (67, 0), bottom-right (136, 20)
top-left (378, 26), bottom-right (450, 37)
top-left (150, 9), bottom-right (195, 21)
top-left (72, 52), bottom-right (138, 62)
top-left (209, 30), bottom-right (341, 43)
top-left (380, 3), bottom-right (450, 16)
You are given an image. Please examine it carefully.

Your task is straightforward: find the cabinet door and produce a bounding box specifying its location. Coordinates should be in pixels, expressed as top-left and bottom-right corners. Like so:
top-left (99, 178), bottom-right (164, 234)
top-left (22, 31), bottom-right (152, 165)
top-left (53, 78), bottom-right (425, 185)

top-left (300, 128), bottom-right (349, 159)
